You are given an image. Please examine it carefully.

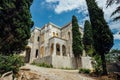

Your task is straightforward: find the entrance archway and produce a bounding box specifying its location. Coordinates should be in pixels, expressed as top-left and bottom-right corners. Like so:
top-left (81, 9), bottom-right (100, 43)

top-left (25, 47), bottom-right (31, 63)
top-left (56, 43), bottom-right (60, 55)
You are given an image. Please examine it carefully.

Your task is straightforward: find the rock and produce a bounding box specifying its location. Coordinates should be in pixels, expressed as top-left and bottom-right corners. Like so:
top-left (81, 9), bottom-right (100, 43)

top-left (16, 70), bottom-right (41, 80)
top-left (0, 71), bottom-right (13, 80)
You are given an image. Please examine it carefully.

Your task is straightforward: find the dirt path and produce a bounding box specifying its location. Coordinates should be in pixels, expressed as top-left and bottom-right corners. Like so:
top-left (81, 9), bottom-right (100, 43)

top-left (21, 64), bottom-right (95, 80)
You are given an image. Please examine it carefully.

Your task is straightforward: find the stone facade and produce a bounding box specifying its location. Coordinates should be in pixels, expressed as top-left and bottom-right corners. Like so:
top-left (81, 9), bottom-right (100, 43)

top-left (23, 22), bottom-right (93, 69)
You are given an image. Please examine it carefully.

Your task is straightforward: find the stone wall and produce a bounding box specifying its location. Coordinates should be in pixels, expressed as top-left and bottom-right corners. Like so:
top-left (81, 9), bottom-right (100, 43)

top-left (30, 28), bottom-right (40, 63)
top-left (34, 55), bottom-right (77, 69)
top-left (52, 55), bottom-right (76, 69)
top-left (34, 55), bottom-right (94, 69)
top-left (34, 56), bottom-right (52, 65)
top-left (61, 23), bottom-right (73, 57)
top-left (107, 62), bottom-right (120, 72)
top-left (81, 56), bottom-right (93, 70)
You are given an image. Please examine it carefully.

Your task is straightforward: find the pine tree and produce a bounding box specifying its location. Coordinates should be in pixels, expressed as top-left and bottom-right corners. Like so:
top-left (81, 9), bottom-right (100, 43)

top-left (83, 20), bottom-right (94, 56)
top-left (0, 0), bottom-right (33, 55)
top-left (86, 0), bottom-right (113, 75)
top-left (72, 15), bottom-right (83, 68)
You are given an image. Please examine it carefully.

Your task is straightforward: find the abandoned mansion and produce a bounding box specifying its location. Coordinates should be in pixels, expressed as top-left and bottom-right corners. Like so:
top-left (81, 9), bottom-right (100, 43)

top-left (23, 22), bottom-right (92, 69)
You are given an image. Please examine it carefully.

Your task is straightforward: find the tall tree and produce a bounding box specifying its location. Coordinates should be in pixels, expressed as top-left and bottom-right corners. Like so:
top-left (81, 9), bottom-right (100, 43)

top-left (72, 15), bottom-right (83, 68)
top-left (106, 0), bottom-right (120, 21)
top-left (86, 0), bottom-right (113, 75)
top-left (0, 0), bottom-right (33, 55)
top-left (83, 20), bottom-right (94, 56)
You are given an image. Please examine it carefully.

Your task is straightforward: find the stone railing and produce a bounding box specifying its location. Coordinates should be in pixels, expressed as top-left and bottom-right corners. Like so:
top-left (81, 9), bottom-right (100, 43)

top-left (34, 55), bottom-right (52, 65)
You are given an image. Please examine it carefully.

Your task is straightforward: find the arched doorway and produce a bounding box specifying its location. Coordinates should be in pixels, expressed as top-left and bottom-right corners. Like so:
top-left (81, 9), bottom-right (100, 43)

top-left (25, 46), bottom-right (31, 63)
top-left (56, 43), bottom-right (60, 55)
top-left (40, 46), bottom-right (44, 57)
top-left (62, 45), bottom-right (66, 56)
top-left (35, 49), bottom-right (38, 58)
top-left (50, 43), bottom-right (54, 55)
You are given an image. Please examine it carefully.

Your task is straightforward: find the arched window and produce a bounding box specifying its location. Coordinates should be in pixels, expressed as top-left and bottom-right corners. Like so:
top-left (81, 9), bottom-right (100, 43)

top-left (35, 49), bottom-right (38, 58)
top-left (56, 43), bottom-right (60, 55)
top-left (25, 46), bottom-right (31, 63)
top-left (37, 36), bottom-right (39, 41)
top-left (68, 32), bottom-right (70, 39)
top-left (62, 45), bottom-right (66, 56)
top-left (53, 32), bottom-right (55, 37)
top-left (56, 33), bottom-right (58, 37)
top-left (50, 43), bottom-right (54, 55)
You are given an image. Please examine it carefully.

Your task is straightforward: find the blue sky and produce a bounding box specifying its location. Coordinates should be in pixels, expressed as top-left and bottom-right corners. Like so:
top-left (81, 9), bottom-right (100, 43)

top-left (30, 0), bottom-right (86, 27)
top-left (30, 0), bottom-right (120, 50)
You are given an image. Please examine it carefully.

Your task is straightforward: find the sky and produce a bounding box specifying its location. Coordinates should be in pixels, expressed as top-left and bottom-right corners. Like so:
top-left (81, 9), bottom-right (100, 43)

top-left (30, 0), bottom-right (120, 50)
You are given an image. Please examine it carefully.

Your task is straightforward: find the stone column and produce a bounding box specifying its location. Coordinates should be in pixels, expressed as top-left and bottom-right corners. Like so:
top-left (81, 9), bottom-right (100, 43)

top-left (60, 45), bottom-right (63, 56)
top-left (82, 50), bottom-right (86, 57)
top-left (53, 43), bottom-right (56, 56)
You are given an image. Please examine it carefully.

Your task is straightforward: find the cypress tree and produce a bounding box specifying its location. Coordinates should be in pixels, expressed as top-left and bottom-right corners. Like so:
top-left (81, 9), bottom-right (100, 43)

top-left (72, 15), bottom-right (83, 68)
top-left (0, 0), bottom-right (33, 55)
top-left (83, 20), bottom-right (94, 56)
top-left (86, 0), bottom-right (113, 75)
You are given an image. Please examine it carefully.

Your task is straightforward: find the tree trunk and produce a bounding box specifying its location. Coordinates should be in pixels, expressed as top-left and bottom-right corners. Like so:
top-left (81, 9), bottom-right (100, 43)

top-left (75, 57), bottom-right (78, 69)
top-left (75, 56), bottom-right (81, 69)
top-left (101, 53), bottom-right (108, 75)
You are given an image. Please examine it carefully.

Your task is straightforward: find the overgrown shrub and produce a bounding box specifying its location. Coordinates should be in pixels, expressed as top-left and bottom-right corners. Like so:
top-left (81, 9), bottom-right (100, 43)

top-left (92, 54), bottom-right (102, 75)
top-left (79, 68), bottom-right (90, 74)
top-left (0, 54), bottom-right (24, 76)
top-left (31, 62), bottom-right (53, 68)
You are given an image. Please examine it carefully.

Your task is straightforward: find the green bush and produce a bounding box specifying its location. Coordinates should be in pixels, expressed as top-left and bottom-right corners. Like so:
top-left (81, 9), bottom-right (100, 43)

top-left (0, 54), bottom-right (24, 76)
top-left (79, 68), bottom-right (90, 74)
top-left (92, 54), bottom-right (102, 75)
top-left (31, 62), bottom-right (53, 68)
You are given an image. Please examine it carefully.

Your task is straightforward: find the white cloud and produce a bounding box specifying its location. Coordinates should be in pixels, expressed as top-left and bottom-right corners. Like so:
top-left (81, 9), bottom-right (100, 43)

top-left (46, 0), bottom-right (87, 14)
top-left (45, 0), bottom-right (119, 31)
top-left (45, 0), bottom-right (118, 21)
top-left (114, 32), bottom-right (120, 40)
top-left (109, 21), bottom-right (120, 30)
